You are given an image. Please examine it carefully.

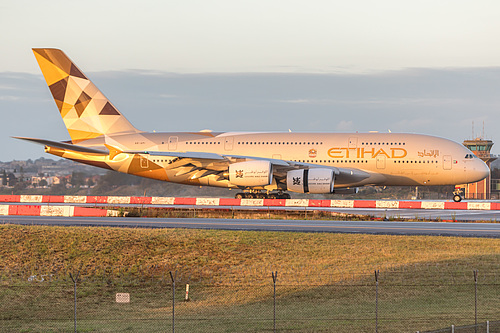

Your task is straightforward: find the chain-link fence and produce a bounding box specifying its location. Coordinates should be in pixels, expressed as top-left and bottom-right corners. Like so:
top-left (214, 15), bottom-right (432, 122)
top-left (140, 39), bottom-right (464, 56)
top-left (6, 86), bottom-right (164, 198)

top-left (1, 266), bottom-right (499, 332)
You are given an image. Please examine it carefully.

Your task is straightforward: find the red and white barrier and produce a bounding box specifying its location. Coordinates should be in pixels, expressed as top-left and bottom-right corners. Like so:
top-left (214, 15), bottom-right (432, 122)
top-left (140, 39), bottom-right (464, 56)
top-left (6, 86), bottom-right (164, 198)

top-left (0, 204), bottom-right (118, 217)
top-left (0, 195), bottom-right (498, 211)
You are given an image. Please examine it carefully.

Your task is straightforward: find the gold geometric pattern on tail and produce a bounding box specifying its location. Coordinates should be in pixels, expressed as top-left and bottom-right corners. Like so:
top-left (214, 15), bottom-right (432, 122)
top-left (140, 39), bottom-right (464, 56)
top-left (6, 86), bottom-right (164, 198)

top-left (33, 48), bottom-right (140, 143)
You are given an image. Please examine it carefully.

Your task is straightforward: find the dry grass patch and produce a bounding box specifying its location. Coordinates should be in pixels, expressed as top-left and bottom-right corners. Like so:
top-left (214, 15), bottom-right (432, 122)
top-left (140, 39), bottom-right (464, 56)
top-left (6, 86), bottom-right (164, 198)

top-left (1, 224), bottom-right (500, 285)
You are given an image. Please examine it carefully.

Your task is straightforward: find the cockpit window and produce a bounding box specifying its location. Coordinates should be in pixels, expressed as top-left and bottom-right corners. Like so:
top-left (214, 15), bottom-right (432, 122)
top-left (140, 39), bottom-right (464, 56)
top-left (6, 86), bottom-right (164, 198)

top-left (465, 154), bottom-right (476, 159)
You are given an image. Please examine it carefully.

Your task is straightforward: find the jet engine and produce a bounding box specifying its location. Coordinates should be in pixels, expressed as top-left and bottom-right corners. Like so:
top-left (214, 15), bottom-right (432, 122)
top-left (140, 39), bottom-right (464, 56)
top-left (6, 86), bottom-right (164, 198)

top-left (228, 161), bottom-right (273, 186)
top-left (287, 168), bottom-right (334, 193)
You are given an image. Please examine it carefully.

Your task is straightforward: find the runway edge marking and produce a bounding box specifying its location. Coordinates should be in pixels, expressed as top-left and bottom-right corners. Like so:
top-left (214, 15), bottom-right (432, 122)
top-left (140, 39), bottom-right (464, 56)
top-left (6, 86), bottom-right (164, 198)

top-left (0, 204), bottom-right (117, 217)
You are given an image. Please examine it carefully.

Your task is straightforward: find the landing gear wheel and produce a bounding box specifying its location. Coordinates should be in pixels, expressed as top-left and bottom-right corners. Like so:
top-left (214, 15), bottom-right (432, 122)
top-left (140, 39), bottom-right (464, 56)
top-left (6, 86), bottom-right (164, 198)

top-left (235, 192), bottom-right (290, 199)
top-left (453, 194), bottom-right (462, 202)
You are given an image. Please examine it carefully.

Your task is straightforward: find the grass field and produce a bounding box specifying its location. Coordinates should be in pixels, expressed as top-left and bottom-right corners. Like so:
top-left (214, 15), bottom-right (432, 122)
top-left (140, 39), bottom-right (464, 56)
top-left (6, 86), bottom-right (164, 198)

top-left (1, 224), bottom-right (500, 332)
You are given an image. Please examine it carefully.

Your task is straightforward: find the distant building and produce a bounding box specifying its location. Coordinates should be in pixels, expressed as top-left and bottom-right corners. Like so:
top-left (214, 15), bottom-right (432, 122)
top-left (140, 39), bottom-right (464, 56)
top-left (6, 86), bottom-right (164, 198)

top-left (462, 138), bottom-right (497, 199)
top-left (0, 172), bottom-right (17, 187)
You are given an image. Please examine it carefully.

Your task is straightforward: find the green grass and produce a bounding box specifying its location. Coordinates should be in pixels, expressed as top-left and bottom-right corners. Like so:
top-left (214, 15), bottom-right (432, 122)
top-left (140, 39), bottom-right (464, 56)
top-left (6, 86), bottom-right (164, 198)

top-left (1, 224), bottom-right (500, 332)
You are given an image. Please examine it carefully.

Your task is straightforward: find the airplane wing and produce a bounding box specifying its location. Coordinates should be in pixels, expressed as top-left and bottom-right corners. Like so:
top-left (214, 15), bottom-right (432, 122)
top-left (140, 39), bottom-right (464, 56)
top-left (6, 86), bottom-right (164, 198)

top-left (124, 150), bottom-right (226, 161)
top-left (138, 150), bottom-right (372, 185)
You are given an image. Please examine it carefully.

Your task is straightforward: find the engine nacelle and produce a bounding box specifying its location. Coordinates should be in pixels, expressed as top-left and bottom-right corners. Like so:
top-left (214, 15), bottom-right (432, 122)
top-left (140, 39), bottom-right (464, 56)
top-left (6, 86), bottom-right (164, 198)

top-left (228, 161), bottom-right (273, 187)
top-left (287, 168), bottom-right (334, 194)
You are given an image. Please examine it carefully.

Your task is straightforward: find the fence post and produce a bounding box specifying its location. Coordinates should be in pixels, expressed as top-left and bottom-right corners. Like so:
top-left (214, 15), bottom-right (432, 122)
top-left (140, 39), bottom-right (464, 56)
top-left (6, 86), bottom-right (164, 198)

top-left (69, 269), bottom-right (81, 333)
top-left (474, 270), bottom-right (478, 333)
top-left (375, 270), bottom-right (379, 333)
top-left (170, 271), bottom-right (177, 333)
top-left (272, 271), bottom-right (278, 333)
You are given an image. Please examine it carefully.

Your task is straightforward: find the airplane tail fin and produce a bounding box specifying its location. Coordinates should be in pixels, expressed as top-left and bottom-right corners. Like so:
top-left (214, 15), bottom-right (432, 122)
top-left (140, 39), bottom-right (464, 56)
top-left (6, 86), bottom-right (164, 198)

top-left (32, 48), bottom-right (141, 143)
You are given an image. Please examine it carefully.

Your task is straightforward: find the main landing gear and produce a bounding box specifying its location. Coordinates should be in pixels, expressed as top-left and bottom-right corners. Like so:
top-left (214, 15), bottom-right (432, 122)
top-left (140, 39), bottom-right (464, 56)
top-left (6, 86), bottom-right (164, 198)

top-left (453, 188), bottom-right (464, 202)
top-left (235, 191), bottom-right (291, 199)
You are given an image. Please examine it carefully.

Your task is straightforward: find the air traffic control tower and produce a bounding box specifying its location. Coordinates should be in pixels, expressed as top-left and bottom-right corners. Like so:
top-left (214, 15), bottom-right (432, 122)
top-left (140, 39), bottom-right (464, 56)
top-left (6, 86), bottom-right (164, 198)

top-left (462, 138), bottom-right (496, 199)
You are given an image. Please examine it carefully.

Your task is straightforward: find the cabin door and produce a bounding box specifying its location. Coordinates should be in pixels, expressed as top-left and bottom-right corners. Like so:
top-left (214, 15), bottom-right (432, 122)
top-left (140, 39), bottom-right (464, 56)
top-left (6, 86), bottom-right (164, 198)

top-left (376, 155), bottom-right (386, 169)
top-left (140, 156), bottom-right (149, 169)
top-left (168, 136), bottom-right (178, 151)
top-left (224, 137), bottom-right (234, 151)
top-left (443, 155), bottom-right (452, 170)
top-left (348, 137), bottom-right (358, 149)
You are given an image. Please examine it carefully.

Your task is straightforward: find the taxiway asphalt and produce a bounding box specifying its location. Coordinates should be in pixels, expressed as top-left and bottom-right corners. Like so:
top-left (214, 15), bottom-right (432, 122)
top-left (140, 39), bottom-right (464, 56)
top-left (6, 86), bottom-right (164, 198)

top-left (2, 215), bottom-right (500, 238)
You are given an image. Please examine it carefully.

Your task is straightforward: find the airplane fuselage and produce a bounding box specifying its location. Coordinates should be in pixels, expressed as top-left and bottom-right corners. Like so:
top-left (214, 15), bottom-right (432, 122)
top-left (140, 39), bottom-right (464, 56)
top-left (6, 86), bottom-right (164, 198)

top-left (49, 131), bottom-right (489, 190)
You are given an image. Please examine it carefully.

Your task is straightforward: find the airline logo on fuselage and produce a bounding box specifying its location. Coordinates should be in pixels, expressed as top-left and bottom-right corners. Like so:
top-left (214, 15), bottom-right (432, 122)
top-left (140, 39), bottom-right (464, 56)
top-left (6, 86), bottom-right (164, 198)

top-left (328, 147), bottom-right (407, 159)
top-left (418, 149), bottom-right (439, 157)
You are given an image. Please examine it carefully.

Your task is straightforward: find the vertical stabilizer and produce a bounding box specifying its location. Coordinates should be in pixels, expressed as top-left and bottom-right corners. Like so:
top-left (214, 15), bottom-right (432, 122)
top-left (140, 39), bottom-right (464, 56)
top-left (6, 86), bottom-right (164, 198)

top-left (33, 48), bottom-right (141, 142)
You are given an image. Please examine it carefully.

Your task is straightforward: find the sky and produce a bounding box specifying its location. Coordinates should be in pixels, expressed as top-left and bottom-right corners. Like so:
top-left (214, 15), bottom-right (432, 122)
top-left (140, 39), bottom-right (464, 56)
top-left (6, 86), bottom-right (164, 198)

top-left (2, 0), bottom-right (500, 161)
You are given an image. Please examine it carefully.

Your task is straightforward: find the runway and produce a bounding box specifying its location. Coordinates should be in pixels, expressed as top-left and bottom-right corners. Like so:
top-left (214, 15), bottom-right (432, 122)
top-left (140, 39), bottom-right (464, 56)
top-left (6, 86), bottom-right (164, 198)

top-left (2, 215), bottom-right (500, 238)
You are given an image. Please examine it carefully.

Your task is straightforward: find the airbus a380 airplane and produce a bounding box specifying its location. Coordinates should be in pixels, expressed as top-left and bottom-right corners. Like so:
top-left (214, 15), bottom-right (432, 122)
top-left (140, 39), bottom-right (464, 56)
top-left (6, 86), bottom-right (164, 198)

top-left (16, 49), bottom-right (489, 201)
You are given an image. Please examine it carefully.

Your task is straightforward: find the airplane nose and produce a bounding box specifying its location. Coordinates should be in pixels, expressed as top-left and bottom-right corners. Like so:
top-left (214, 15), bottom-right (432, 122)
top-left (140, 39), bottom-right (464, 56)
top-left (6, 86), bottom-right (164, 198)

top-left (480, 160), bottom-right (490, 179)
top-left (472, 160), bottom-right (490, 183)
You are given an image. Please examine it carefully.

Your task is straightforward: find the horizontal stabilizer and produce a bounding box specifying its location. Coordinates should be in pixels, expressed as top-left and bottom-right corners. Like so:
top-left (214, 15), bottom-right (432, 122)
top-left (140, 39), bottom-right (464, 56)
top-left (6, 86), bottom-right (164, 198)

top-left (13, 137), bottom-right (109, 155)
